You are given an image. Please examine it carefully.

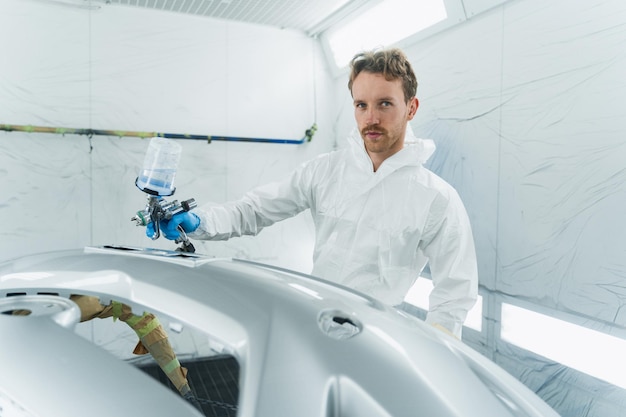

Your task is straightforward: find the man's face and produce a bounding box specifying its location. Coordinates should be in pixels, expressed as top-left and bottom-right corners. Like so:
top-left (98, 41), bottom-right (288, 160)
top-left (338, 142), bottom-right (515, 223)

top-left (352, 71), bottom-right (418, 162)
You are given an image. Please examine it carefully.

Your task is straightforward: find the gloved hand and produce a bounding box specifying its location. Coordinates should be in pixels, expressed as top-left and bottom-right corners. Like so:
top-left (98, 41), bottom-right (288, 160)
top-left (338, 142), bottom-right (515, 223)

top-left (146, 212), bottom-right (200, 240)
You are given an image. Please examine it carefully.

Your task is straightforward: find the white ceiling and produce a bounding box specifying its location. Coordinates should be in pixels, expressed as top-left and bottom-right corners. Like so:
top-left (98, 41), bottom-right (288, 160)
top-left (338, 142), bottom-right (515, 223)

top-left (97, 0), bottom-right (376, 35)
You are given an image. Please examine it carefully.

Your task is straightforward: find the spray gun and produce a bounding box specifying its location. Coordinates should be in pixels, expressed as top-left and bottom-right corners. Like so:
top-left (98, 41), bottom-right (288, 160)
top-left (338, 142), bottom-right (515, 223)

top-left (131, 195), bottom-right (197, 253)
top-left (131, 137), bottom-right (197, 253)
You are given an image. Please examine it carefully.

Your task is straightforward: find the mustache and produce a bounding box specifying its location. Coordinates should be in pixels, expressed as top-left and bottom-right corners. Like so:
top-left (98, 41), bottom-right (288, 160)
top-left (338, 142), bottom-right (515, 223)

top-left (361, 125), bottom-right (387, 136)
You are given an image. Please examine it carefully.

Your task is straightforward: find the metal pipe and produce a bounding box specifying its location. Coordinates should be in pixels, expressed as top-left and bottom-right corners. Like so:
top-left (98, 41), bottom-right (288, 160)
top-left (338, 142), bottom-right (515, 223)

top-left (0, 123), bottom-right (317, 144)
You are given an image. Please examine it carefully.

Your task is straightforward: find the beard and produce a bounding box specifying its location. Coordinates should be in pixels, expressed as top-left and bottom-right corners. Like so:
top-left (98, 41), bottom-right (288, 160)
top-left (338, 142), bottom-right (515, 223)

top-left (360, 125), bottom-right (402, 155)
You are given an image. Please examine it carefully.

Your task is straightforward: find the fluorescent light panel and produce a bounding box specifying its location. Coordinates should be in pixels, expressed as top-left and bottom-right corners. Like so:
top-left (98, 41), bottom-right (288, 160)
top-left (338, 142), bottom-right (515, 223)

top-left (501, 303), bottom-right (626, 389)
top-left (326, 0), bottom-right (447, 68)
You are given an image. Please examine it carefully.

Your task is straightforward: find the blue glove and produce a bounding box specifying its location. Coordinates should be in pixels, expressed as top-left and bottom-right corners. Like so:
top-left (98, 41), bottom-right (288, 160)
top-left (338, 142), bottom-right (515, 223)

top-left (146, 212), bottom-right (201, 240)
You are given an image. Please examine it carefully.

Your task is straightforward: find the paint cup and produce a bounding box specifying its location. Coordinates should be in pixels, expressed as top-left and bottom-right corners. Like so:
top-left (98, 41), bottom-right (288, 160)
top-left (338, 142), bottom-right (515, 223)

top-left (135, 137), bottom-right (182, 196)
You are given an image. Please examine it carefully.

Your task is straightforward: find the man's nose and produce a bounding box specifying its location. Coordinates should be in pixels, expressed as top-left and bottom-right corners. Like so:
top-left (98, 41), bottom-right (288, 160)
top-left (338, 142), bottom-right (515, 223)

top-left (364, 108), bottom-right (380, 124)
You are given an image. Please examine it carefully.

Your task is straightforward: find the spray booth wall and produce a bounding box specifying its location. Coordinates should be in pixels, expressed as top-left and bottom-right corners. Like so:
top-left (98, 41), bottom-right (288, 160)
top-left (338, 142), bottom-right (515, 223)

top-left (0, 0), bottom-right (337, 272)
top-left (350, 0), bottom-right (626, 416)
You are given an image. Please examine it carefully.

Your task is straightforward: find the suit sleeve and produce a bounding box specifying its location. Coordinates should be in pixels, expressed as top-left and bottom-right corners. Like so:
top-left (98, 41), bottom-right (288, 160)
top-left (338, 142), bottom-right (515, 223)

top-left (419, 189), bottom-right (478, 339)
top-left (188, 162), bottom-right (314, 241)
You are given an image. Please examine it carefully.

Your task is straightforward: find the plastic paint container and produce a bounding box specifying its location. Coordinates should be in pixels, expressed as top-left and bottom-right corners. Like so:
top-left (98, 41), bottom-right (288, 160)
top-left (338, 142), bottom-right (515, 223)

top-left (135, 137), bottom-right (182, 196)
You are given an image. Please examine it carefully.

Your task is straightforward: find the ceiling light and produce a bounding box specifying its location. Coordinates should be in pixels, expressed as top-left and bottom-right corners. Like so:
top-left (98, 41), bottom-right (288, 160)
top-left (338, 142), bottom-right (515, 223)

top-left (324, 0), bottom-right (447, 68)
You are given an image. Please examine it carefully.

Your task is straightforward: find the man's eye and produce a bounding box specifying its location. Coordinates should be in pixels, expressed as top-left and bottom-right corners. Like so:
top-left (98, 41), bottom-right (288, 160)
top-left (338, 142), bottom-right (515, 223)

top-left (381, 101), bottom-right (392, 107)
top-left (355, 103), bottom-right (366, 109)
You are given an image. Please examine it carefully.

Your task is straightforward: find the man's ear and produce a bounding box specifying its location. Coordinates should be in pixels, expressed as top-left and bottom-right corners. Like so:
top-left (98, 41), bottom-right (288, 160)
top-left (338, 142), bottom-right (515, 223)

top-left (407, 97), bottom-right (419, 119)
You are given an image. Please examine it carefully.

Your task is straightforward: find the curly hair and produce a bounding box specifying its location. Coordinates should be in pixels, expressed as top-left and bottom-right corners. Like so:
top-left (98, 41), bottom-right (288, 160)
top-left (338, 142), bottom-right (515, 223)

top-left (348, 48), bottom-right (418, 102)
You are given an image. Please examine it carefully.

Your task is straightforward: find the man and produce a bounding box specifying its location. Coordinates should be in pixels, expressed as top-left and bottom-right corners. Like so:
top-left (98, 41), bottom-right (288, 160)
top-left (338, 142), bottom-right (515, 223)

top-left (152, 48), bottom-right (477, 339)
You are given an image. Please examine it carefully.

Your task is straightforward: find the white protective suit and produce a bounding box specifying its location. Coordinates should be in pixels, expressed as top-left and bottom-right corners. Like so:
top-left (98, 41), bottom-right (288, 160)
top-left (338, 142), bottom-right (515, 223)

top-left (189, 127), bottom-right (478, 338)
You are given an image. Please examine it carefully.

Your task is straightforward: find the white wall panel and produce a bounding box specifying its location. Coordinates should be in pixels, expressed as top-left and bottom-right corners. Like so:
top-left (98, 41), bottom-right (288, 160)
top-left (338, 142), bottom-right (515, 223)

top-left (497, 0), bottom-right (626, 326)
top-left (0, 135), bottom-right (92, 255)
top-left (0, 5), bottom-right (91, 126)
